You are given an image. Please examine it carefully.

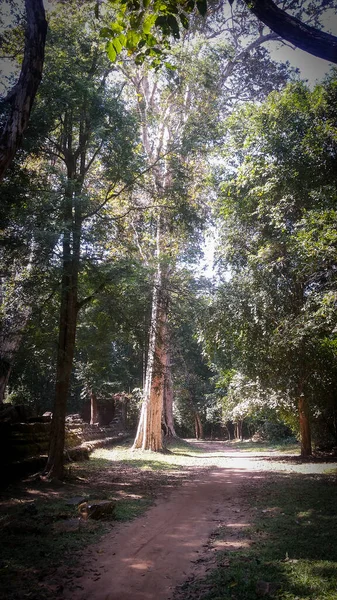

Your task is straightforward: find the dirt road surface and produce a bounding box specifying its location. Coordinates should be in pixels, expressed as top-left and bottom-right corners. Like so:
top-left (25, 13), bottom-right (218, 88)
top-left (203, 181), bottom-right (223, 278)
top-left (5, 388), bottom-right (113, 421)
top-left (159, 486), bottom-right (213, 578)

top-left (63, 441), bottom-right (330, 600)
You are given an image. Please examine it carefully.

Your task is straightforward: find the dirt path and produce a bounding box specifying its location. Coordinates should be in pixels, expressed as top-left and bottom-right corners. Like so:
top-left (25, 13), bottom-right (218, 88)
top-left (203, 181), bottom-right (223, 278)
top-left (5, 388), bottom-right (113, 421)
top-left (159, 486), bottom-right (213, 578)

top-left (63, 442), bottom-right (263, 600)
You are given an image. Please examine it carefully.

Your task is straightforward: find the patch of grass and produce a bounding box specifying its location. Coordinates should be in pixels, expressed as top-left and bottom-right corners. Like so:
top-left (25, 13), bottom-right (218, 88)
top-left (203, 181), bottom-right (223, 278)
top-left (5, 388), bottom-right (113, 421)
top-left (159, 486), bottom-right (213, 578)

top-left (227, 439), bottom-right (300, 454)
top-left (115, 497), bottom-right (152, 521)
top-left (0, 496), bottom-right (106, 600)
top-left (181, 473), bottom-right (337, 600)
top-left (166, 438), bottom-right (207, 456)
top-left (88, 438), bottom-right (213, 470)
top-left (323, 467), bottom-right (337, 475)
top-left (0, 439), bottom-right (205, 600)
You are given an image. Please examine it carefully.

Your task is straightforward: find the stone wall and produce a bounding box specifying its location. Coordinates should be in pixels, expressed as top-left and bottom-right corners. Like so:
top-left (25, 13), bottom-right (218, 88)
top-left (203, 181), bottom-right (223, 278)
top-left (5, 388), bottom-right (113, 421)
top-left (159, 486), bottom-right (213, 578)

top-left (1, 421), bottom-right (83, 465)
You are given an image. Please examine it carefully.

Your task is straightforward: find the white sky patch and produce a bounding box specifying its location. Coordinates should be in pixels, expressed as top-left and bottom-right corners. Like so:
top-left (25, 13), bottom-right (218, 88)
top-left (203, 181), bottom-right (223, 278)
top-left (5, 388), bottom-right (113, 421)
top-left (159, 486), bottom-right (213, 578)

top-left (269, 43), bottom-right (335, 86)
top-left (199, 231), bottom-right (216, 279)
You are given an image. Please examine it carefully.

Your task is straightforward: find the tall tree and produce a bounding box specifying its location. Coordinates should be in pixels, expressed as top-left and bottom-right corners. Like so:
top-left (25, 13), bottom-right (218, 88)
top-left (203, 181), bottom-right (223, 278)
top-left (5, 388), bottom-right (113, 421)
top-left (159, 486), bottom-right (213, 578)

top-left (22, 3), bottom-right (139, 478)
top-left (127, 5), bottom-right (295, 449)
top-left (0, 150), bottom-right (58, 403)
top-left (208, 76), bottom-right (337, 456)
top-left (128, 45), bottom-right (220, 449)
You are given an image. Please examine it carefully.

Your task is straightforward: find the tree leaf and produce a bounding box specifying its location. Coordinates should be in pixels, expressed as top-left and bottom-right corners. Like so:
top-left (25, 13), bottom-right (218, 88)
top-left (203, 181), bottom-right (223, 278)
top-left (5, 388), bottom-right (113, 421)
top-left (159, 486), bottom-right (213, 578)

top-left (100, 27), bottom-right (113, 39)
top-left (118, 33), bottom-right (126, 46)
top-left (110, 22), bottom-right (124, 33)
top-left (164, 61), bottom-right (177, 70)
top-left (125, 30), bottom-right (141, 49)
top-left (106, 41), bottom-right (117, 62)
top-left (145, 33), bottom-right (157, 47)
top-left (113, 37), bottom-right (123, 53)
top-left (180, 13), bottom-right (189, 29)
top-left (167, 14), bottom-right (180, 39)
top-left (143, 14), bottom-right (157, 34)
top-left (196, 0), bottom-right (207, 16)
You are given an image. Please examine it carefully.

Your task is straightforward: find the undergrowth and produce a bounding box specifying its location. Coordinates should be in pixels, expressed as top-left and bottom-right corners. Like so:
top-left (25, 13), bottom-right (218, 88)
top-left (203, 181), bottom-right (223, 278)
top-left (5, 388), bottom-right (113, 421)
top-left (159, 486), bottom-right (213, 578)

top-left (2, 438), bottom-right (330, 600)
top-left (0, 438), bottom-right (201, 600)
top-left (179, 472), bottom-right (337, 600)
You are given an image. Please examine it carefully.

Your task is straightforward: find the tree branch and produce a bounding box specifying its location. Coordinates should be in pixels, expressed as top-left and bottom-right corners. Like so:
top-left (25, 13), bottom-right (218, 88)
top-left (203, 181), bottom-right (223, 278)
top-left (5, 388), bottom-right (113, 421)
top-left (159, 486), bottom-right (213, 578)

top-left (82, 145), bottom-right (179, 221)
top-left (0, 0), bottom-right (47, 180)
top-left (77, 281), bottom-right (106, 311)
top-left (244, 0), bottom-right (337, 63)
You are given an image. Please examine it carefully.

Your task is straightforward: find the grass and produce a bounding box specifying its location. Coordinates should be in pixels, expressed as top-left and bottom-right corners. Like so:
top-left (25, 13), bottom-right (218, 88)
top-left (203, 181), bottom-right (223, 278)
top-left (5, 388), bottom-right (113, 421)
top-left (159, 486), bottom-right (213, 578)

top-left (115, 497), bottom-right (153, 520)
top-left (226, 439), bottom-right (300, 454)
top-left (89, 437), bottom-right (209, 467)
top-left (180, 471), bottom-right (337, 600)
top-left (1, 438), bottom-right (334, 600)
top-left (0, 438), bottom-right (204, 600)
top-left (0, 497), bottom-right (106, 600)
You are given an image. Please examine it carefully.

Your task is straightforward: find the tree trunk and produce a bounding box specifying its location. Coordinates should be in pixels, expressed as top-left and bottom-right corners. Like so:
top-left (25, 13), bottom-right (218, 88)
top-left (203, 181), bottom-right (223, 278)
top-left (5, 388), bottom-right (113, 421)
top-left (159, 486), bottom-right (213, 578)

top-left (133, 218), bottom-right (167, 451)
top-left (195, 411), bottom-right (204, 440)
top-left (0, 359), bottom-right (11, 403)
top-left (224, 423), bottom-right (231, 441)
top-left (234, 420), bottom-right (243, 441)
top-left (44, 247), bottom-right (79, 478)
top-left (90, 390), bottom-right (98, 425)
top-left (133, 289), bottom-right (167, 451)
top-left (44, 165), bottom-right (81, 478)
top-left (0, 0), bottom-right (47, 180)
top-left (162, 348), bottom-right (177, 438)
top-left (298, 395), bottom-right (312, 457)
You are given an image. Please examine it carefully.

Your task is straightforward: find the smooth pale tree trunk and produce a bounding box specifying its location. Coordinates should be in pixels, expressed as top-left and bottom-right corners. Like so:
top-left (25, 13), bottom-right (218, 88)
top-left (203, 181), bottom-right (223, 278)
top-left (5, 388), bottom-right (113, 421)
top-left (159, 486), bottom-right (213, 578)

top-left (132, 71), bottom-right (177, 450)
top-left (298, 395), bottom-right (312, 457)
top-left (133, 218), bottom-right (168, 451)
top-left (133, 287), bottom-right (167, 451)
top-left (90, 390), bottom-right (98, 425)
top-left (194, 411), bottom-right (204, 440)
top-left (0, 0), bottom-right (47, 180)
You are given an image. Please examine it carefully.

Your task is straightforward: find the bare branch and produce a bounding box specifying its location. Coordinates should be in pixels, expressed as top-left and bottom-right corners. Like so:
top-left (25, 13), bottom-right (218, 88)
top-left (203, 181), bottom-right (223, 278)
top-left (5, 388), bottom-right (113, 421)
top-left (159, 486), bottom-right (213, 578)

top-left (244, 0), bottom-right (337, 63)
top-left (0, 0), bottom-right (47, 180)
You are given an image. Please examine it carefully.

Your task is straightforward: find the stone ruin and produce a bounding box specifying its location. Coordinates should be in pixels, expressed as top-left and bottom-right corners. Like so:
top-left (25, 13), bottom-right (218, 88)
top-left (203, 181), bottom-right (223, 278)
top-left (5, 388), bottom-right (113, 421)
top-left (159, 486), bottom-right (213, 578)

top-left (0, 401), bottom-right (130, 480)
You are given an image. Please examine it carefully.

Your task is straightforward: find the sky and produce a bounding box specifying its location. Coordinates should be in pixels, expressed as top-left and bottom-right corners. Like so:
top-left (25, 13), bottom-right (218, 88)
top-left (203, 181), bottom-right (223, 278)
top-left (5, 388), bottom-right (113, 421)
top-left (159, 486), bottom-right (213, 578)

top-left (270, 42), bottom-right (335, 87)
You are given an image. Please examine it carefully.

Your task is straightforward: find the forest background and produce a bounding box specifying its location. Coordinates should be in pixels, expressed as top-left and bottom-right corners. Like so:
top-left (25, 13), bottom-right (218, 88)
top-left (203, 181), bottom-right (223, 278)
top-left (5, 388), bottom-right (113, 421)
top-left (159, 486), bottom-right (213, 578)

top-left (1, 0), bottom-right (337, 478)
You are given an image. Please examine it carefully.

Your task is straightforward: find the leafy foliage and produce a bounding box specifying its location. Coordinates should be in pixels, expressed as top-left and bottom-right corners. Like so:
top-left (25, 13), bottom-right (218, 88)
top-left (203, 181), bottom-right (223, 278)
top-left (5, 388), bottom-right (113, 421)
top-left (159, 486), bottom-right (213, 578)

top-left (206, 75), bottom-right (337, 445)
top-left (100, 0), bottom-right (209, 68)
